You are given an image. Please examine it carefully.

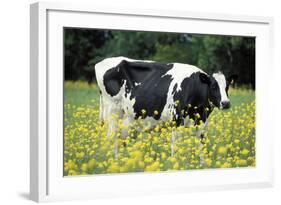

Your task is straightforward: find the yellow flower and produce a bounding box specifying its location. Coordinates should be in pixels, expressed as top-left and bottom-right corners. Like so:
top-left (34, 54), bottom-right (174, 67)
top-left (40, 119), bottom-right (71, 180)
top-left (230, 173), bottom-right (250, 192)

top-left (237, 159), bottom-right (247, 166)
top-left (108, 163), bottom-right (119, 173)
top-left (221, 162), bottom-right (231, 168)
top-left (240, 149), bottom-right (249, 156)
top-left (247, 157), bottom-right (255, 165)
top-left (218, 146), bottom-right (227, 155)
top-left (65, 160), bottom-right (75, 170)
top-left (234, 139), bottom-right (240, 144)
top-left (168, 157), bottom-right (177, 164)
top-left (131, 150), bottom-right (143, 160)
top-left (145, 161), bottom-right (160, 172)
top-left (76, 152), bottom-right (85, 159)
top-left (138, 161), bottom-right (145, 169)
top-left (161, 153), bottom-right (167, 160)
top-left (81, 163), bottom-right (88, 172)
top-left (68, 170), bottom-right (77, 176)
top-left (87, 159), bottom-right (96, 170)
top-left (205, 158), bottom-right (212, 167)
top-left (98, 163), bottom-right (104, 169)
top-left (173, 162), bottom-right (179, 170)
top-left (215, 161), bottom-right (221, 167)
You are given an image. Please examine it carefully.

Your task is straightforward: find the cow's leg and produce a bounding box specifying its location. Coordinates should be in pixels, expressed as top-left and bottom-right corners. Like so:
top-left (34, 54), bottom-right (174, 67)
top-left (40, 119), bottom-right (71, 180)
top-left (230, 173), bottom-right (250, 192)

top-left (184, 116), bottom-right (192, 127)
top-left (195, 120), bottom-right (208, 166)
top-left (200, 120), bottom-right (208, 143)
top-left (109, 113), bottom-right (122, 159)
top-left (101, 105), bottom-right (116, 156)
top-left (195, 119), bottom-right (208, 137)
top-left (103, 99), bottom-right (123, 159)
top-left (171, 115), bottom-right (184, 157)
top-left (106, 110), bottom-right (118, 158)
top-left (103, 99), bottom-right (121, 137)
top-left (121, 116), bottom-right (132, 142)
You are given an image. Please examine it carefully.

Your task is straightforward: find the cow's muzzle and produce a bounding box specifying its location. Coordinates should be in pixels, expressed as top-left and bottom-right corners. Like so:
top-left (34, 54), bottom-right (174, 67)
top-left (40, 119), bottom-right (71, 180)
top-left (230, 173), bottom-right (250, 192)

top-left (221, 101), bottom-right (231, 109)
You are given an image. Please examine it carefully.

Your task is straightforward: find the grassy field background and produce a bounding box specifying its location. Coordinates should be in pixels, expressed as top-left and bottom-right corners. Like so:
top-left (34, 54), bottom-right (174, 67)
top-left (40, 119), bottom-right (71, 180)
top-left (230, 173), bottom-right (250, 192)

top-left (64, 81), bottom-right (255, 176)
top-left (64, 81), bottom-right (254, 107)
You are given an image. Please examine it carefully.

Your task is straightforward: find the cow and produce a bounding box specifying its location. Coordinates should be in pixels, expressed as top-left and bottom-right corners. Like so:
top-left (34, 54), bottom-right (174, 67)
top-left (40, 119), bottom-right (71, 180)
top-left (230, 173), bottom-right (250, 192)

top-left (95, 56), bottom-right (237, 158)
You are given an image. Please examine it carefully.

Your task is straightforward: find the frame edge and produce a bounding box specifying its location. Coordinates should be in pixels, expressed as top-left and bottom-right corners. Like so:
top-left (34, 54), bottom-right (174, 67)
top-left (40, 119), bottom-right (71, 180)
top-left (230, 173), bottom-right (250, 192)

top-left (30, 2), bottom-right (39, 202)
top-left (40, 1), bottom-right (272, 24)
top-left (31, 1), bottom-right (275, 202)
top-left (30, 2), bottom-right (48, 202)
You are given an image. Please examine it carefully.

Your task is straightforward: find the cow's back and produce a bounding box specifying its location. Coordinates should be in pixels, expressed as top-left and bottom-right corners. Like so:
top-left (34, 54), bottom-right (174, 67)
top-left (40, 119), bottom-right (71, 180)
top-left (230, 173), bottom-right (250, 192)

top-left (95, 57), bottom-right (154, 97)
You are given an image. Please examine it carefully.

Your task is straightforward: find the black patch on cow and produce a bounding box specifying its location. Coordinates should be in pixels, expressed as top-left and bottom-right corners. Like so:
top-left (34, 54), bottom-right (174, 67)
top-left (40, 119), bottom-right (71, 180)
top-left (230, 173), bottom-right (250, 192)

top-left (132, 74), bottom-right (173, 120)
top-left (172, 72), bottom-right (216, 126)
top-left (208, 78), bottom-right (221, 108)
top-left (103, 60), bottom-right (173, 120)
top-left (103, 64), bottom-right (124, 96)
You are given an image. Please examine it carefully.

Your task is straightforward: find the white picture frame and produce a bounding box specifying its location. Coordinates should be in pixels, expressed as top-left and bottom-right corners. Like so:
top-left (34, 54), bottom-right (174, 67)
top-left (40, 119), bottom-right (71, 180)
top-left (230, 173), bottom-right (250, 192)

top-left (30, 1), bottom-right (274, 202)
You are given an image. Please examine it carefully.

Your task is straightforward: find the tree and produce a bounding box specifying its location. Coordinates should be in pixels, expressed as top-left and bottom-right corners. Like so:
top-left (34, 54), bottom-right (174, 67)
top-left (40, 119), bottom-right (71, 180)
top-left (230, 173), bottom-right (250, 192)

top-left (64, 28), bottom-right (113, 83)
top-left (64, 28), bottom-right (255, 88)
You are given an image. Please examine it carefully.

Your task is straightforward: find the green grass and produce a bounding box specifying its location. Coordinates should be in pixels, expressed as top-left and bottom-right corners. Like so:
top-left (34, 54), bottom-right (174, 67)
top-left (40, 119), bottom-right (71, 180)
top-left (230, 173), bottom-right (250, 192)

top-left (64, 81), bottom-right (255, 109)
top-left (229, 89), bottom-right (255, 107)
top-left (64, 81), bottom-right (100, 106)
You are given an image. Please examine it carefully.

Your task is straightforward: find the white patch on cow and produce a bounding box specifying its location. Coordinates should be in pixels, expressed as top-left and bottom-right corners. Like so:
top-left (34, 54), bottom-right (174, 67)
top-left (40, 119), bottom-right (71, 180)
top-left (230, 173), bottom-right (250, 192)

top-left (164, 63), bottom-right (204, 92)
top-left (161, 63), bottom-right (206, 120)
top-left (120, 80), bottom-right (136, 116)
top-left (171, 131), bottom-right (177, 157)
top-left (212, 72), bottom-right (229, 108)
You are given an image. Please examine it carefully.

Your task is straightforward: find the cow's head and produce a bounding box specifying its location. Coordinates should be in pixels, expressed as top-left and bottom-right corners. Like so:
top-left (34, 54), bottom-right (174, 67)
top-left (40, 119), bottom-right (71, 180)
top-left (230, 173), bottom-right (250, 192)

top-left (199, 72), bottom-right (238, 109)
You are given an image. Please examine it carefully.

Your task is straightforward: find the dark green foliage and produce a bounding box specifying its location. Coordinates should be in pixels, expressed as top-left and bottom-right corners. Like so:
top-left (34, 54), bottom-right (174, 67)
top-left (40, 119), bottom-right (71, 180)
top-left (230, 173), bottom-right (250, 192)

top-left (195, 35), bottom-right (255, 88)
top-left (64, 28), bottom-right (112, 83)
top-left (64, 28), bottom-right (255, 88)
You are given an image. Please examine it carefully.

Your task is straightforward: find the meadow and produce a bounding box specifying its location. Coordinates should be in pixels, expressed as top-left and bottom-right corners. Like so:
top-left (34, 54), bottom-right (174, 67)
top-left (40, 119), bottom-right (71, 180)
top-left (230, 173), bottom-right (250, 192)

top-left (64, 81), bottom-right (255, 176)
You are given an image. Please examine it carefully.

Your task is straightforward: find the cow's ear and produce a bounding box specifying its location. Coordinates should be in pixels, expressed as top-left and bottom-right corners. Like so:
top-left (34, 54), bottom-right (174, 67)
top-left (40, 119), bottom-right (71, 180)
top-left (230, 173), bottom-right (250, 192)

top-left (227, 74), bottom-right (238, 85)
top-left (199, 73), bottom-right (211, 85)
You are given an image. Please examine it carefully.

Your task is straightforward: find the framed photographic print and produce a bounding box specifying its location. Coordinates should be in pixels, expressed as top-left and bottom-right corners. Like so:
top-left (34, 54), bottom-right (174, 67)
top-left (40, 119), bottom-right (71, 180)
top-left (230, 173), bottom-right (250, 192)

top-left (30, 2), bottom-right (274, 202)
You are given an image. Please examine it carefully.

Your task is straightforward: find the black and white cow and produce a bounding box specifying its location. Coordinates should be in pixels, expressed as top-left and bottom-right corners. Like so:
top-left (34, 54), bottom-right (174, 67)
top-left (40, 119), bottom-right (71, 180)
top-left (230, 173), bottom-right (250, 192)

top-left (95, 56), bottom-right (236, 129)
top-left (95, 57), bottom-right (237, 158)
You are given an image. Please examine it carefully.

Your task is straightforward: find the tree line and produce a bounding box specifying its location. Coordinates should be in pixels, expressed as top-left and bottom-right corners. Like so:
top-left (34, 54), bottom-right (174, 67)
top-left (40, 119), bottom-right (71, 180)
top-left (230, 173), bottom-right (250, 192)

top-left (64, 28), bottom-right (255, 88)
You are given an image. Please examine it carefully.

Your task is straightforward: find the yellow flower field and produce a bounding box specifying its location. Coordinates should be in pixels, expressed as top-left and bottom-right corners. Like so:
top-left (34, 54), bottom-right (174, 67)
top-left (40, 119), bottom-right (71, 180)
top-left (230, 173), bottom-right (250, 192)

top-left (64, 81), bottom-right (255, 176)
